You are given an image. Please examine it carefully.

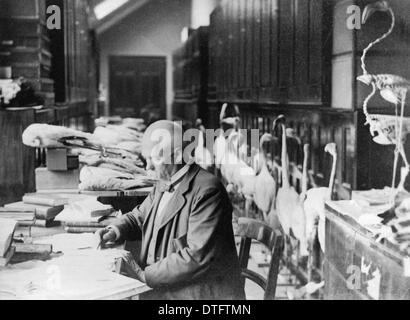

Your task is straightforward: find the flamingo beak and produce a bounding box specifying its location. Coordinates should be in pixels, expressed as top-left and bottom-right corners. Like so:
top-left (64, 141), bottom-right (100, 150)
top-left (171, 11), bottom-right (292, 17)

top-left (362, 1), bottom-right (391, 24)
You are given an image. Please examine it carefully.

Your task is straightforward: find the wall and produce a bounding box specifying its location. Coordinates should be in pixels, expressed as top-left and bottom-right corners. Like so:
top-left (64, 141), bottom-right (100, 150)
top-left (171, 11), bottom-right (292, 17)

top-left (191, 0), bottom-right (220, 29)
top-left (98, 0), bottom-right (192, 119)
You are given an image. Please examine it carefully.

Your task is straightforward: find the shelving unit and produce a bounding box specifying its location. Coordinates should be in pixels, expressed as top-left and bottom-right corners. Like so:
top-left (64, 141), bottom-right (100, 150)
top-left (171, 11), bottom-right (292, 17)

top-left (0, 0), bottom-right (98, 206)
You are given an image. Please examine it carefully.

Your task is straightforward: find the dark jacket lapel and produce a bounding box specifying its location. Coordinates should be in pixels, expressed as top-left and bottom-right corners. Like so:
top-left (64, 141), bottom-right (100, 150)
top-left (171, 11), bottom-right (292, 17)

top-left (143, 186), bottom-right (163, 229)
top-left (157, 164), bottom-right (201, 230)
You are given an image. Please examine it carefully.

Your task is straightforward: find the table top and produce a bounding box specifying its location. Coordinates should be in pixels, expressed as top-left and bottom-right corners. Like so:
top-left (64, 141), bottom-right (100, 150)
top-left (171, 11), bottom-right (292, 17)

top-left (0, 231), bottom-right (151, 300)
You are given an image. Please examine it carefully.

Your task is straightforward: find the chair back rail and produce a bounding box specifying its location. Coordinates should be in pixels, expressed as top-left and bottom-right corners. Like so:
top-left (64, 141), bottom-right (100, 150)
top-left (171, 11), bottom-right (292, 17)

top-left (236, 218), bottom-right (284, 300)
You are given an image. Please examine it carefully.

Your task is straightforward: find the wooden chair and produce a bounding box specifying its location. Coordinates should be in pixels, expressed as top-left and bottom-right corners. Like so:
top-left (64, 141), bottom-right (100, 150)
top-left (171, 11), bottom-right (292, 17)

top-left (236, 217), bottom-right (284, 300)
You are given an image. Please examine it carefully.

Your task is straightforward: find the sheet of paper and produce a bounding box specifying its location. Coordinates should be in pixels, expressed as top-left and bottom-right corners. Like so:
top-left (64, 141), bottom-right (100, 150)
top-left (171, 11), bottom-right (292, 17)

top-left (0, 248), bottom-right (143, 300)
top-left (34, 233), bottom-right (99, 253)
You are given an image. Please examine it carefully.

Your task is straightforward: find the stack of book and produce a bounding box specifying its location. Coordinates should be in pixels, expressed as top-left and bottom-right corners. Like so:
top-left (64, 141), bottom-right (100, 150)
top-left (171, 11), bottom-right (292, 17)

top-left (3, 193), bottom-right (67, 228)
top-left (0, 207), bottom-right (34, 239)
top-left (57, 198), bottom-right (117, 234)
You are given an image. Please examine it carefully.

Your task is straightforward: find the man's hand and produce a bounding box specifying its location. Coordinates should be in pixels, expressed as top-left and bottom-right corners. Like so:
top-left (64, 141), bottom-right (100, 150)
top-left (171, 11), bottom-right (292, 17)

top-left (94, 227), bottom-right (117, 249)
top-left (121, 256), bottom-right (146, 283)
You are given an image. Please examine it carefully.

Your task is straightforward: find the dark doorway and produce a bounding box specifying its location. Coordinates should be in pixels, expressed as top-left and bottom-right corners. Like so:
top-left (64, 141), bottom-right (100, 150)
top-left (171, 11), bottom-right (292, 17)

top-left (109, 56), bottom-right (166, 121)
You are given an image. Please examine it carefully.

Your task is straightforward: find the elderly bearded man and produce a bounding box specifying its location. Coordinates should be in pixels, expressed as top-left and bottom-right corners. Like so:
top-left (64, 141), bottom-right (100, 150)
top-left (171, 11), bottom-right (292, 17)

top-left (96, 120), bottom-right (245, 300)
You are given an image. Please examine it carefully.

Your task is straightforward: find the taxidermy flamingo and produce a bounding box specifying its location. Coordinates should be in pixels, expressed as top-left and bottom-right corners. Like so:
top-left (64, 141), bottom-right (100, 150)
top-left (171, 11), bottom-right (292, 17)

top-left (214, 104), bottom-right (229, 170)
top-left (274, 116), bottom-right (308, 257)
top-left (253, 133), bottom-right (278, 225)
top-left (214, 103), bottom-right (247, 170)
top-left (221, 130), bottom-right (256, 196)
top-left (358, 1), bottom-right (410, 197)
top-left (303, 143), bottom-right (337, 253)
top-left (194, 119), bottom-right (213, 171)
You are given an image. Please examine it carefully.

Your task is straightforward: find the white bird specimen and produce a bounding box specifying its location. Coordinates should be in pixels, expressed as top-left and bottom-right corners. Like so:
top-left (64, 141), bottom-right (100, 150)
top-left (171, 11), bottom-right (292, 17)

top-left (79, 152), bottom-right (146, 175)
top-left (221, 131), bottom-right (256, 196)
top-left (303, 143), bottom-right (337, 253)
top-left (93, 125), bottom-right (143, 146)
top-left (214, 132), bottom-right (226, 170)
top-left (275, 118), bottom-right (308, 257)
top-left (122, 118), bottom-right (147, 132)
top-left (194, 128), bottom-right (213, 171)
top-left (79, 166), bottom-right (157, 191)
top-left (22, 123), bottom-right (98, 148)
top-left (253, 133), bottom-right (277, 224)
top-left (115, 141), bottom-right (142, 154)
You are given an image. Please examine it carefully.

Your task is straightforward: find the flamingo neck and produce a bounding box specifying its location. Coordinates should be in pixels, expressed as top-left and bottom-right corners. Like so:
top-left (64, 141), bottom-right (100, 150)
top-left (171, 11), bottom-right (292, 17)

top-left (363, 82), bottom-right (377, 121)
top-left (301, 145), bottom-right (309, 198)
top-left (259, 135), bottom-right (272, 168)
top-left (361, 9), bottom-right (395, 75)
top-left (281, 124), bottom-right (290, 189)
top-left (327, 154), bottom-right (337, 200)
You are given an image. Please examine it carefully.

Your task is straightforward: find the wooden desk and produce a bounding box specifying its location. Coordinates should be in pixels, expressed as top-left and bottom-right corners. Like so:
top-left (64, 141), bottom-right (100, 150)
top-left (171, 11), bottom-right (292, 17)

top-left (324, 201), bottom-right (410, 300)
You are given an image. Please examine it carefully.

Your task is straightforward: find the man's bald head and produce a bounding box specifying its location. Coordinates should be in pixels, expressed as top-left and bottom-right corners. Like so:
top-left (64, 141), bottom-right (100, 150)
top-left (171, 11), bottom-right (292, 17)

top-left (142, 120), bottom-right (185, 165)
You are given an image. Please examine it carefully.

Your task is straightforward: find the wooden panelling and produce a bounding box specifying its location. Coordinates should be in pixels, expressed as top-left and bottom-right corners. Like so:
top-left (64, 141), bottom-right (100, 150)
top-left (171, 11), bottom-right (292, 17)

top-left (260, 0), bottom-right (271, 88)
top-left (244, 0), bottom-right (253, 98)
top-left (238, 0), bottom-right (246, 92)
top-left (0, 110), bottom-right (35, 206)
top-left (252, 0), bottom-right (261, 97)
top-left (172, 27), bottom-right (209, 126)
top-left (209, 0), bottom-right (331, 105)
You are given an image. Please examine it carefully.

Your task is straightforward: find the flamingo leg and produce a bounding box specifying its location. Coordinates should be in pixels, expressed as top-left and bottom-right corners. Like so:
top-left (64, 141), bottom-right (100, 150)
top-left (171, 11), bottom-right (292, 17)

top-left (396, 90), bottom-right (409, 193)
top-left (397, 153), bottom-right (409, 192)
top-left (390, 146), bottom-right (400, 206)
top-left (389, 101), bottom-right (401, 205)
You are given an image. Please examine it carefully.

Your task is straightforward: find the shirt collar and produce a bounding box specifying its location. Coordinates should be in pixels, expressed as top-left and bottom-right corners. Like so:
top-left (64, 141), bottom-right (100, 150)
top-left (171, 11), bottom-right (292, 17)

top-left (159, 162), bottom-right (192, 193)
top-left (169, 163), bottom-right (191, 185)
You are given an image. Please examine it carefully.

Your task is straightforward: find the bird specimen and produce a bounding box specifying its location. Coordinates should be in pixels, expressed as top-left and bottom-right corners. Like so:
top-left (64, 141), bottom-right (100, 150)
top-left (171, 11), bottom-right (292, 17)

top-left (79, 166), bottom-right (157, 191)
top-left (122, 118), bottom-right (147, 132)
top-left (221, 131), bottom-right (256, 196)
top-left (214, 104), bottom-right (233, 170)
top-left (303, 143), bottom-right (337, 253)
top-left (275, 116), bottom-right (308, 257)
top-left (93, 125), bottom-right (143, 146)
top-left (22, 123), bottom-right (99, 148)
top-left (360, 1), bottom-right (395, 76)
top-left (78, 152), bottom-right (146, 175)
top-left (358, 1), bottom-right (410, 200)
top-left (194, 121), bottom-right (213, 171)
top-left (253, 133), bottom-right (278, 225)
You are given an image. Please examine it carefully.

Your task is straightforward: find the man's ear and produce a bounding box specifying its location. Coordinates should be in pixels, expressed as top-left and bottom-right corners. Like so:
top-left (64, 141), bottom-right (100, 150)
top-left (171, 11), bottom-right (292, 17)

top-left (174, 147), bottom-right (183, 164)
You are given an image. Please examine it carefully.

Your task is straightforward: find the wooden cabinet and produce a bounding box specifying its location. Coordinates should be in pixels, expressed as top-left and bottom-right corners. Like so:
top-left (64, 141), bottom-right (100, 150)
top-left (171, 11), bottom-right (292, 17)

top-left (209, 0), bottom-right (332, 105)
top-left (324, 202), bottom-right (410, 300)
